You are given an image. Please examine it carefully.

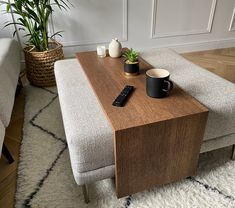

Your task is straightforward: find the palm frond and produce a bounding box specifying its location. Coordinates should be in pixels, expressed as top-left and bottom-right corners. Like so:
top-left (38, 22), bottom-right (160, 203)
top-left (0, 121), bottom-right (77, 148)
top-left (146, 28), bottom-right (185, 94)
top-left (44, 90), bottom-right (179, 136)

top-left (2, 0), bottom-right (71, 51)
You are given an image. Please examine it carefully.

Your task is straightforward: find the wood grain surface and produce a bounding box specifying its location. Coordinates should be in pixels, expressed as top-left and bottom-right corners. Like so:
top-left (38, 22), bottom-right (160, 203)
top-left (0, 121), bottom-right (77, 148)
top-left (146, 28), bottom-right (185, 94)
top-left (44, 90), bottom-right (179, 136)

top-left (76, 51), bottom-right (208, 131)
top-left (76, 50), bottom-right (208, 198)
top-left (115, 113), bottom-right (208, 197)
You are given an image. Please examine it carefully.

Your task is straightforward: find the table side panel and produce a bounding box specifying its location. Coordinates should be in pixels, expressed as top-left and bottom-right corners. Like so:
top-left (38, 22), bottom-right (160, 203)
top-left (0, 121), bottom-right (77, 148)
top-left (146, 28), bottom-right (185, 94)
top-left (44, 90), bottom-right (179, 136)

top-left (115, 111), bottom-right (208, 198)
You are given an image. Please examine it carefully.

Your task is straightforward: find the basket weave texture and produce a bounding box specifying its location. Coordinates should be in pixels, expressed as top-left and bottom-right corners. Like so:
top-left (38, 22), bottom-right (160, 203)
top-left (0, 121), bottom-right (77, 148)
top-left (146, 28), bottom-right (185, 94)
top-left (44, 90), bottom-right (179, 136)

top-left (24, 42), bottom-right (64, 87)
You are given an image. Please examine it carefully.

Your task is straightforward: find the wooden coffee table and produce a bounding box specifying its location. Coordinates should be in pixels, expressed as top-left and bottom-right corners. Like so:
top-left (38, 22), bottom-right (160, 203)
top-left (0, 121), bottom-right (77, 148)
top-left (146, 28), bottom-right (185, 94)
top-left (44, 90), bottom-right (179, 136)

top-left (76, 51), bottom-right (208, 198)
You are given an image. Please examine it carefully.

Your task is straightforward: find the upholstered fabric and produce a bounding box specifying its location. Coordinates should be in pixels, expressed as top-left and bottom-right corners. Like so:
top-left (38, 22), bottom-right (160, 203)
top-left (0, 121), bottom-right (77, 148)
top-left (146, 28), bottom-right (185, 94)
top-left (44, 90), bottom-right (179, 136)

top-left (55, 49), bottom-right (235, 185)
top-left (55, 59), bottom-right (114, 176)
top-left (141, 49), bottom-right (235, 141)
top-left (74, 164), bottom-right (115, 185)
top-left (0, 120), bottom-right (5, 154)
top-left (0, 38), bottom-right (21, 157)
top-left (0, 38), bottom-right (21, 127)
top-left (201, 133), bottom-right (235, 153)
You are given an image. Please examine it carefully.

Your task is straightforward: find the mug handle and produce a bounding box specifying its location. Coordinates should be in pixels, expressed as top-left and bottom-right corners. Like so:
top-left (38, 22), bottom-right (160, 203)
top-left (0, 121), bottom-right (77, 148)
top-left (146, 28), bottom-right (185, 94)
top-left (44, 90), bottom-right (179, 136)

top-left (163, 80), bottom-right (173, 92)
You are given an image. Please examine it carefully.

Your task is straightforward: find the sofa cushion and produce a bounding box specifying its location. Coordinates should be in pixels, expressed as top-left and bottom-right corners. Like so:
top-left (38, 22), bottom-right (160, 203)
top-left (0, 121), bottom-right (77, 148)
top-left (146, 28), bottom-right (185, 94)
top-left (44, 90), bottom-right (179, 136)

top-left (0, 38), bottom-right (21, 127)
top-left (55, 59), bottom-right (114, 173)
top-left (141, 49), bottom-right (235, 141)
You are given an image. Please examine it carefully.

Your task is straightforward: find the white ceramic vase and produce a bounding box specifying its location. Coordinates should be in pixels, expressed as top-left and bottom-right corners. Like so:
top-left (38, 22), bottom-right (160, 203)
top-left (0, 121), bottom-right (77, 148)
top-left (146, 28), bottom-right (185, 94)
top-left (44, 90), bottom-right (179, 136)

top-left (109, 38), bottom-right (122, 58)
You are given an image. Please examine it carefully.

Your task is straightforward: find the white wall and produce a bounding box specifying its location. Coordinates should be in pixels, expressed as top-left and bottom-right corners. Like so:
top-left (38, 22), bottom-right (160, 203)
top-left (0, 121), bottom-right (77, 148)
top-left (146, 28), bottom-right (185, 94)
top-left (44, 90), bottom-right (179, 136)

top-left (1, 0), bottom-right (235, 58)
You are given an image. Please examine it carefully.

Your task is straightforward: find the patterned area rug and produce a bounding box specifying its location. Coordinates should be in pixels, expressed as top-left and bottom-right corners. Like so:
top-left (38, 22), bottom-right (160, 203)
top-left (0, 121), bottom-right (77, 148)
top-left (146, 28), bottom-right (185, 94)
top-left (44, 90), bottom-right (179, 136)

top-left (16, 86), bottom-right (235, 207)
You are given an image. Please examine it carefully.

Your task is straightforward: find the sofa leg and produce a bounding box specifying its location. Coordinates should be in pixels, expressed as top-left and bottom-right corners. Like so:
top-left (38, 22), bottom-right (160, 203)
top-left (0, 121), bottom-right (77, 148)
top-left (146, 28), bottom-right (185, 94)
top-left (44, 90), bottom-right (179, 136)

top-left (232, 145), bottom-right (235, 160)
top-left (82, 184), bottom-right (90, 203)
top-left (2, 143), bottom-right (14, 164)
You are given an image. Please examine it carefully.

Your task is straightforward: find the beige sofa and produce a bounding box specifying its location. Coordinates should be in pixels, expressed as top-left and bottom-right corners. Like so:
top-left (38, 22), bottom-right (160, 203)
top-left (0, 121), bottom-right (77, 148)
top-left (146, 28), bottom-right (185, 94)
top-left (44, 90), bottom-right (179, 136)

top-left (0, 38), bottom-right (21, 160)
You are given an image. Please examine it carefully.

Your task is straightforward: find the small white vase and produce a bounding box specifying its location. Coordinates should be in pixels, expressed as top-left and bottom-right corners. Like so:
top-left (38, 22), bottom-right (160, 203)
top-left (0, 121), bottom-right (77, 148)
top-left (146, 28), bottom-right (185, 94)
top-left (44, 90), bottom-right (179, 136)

top-left (109, 38), bottom-right (122, 58)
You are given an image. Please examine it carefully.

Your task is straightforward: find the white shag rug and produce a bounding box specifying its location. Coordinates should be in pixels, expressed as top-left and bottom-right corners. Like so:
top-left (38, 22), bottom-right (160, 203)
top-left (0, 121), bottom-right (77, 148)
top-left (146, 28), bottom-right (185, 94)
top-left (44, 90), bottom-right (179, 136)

top-left (15, 86), bottom-right (235, 208)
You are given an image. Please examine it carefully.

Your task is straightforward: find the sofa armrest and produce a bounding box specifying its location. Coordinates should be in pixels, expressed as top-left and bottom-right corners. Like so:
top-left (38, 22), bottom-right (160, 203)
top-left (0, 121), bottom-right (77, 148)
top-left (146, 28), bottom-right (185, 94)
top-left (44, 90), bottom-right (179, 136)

top-left (0, 38), bottom-right (21, 127)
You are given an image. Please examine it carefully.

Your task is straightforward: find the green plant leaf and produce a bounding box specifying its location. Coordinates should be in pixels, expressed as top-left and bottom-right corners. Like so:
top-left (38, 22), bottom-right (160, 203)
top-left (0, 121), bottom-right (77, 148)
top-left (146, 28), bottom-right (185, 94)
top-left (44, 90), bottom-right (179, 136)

top-left (123, 48), bottom-right (138, 63)
top-left (2, 0), bottom-right (71, 52)
top-left (50, 30), bottom-right (63, 39)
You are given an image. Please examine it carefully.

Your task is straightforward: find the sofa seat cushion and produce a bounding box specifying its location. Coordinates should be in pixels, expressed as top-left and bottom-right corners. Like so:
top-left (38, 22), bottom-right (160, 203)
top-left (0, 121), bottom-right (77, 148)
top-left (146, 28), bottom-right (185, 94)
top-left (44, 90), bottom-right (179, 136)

top-left (0, 38), bottom-right (21, 127)
top-left (55, 59), bottom-right (114, 173)
top-left (141, 49), bottom-right (235, 141)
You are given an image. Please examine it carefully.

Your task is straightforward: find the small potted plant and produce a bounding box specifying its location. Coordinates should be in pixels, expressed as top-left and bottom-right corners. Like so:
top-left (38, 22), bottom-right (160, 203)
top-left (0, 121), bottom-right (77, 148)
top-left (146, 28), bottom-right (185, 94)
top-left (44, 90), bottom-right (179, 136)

top-left (123, 48), bottom-right (139, 76)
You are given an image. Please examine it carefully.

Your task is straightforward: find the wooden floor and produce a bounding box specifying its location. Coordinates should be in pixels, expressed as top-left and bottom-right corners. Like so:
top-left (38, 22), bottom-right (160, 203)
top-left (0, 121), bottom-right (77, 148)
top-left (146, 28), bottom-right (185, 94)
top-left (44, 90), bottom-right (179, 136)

top-left (0, 90), bottom-right (24, 208)
top-left (182, 47), bottom-right (235, 83)
top-left (0, 47), bottom-right (234, 207)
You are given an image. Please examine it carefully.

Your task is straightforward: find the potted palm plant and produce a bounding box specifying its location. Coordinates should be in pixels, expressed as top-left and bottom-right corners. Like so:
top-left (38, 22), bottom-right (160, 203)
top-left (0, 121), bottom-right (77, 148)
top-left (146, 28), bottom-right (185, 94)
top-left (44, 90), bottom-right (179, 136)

top-left (3, 0), bottom-right (71, 87)
top-left (123, 48), bottom-right (139, 76)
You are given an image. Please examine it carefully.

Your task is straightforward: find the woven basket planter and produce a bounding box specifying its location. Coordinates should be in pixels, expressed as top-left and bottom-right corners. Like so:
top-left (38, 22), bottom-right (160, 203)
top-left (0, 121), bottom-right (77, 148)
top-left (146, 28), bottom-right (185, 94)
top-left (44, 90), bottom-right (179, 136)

top-left (24, 41), bottom-right (64, 87)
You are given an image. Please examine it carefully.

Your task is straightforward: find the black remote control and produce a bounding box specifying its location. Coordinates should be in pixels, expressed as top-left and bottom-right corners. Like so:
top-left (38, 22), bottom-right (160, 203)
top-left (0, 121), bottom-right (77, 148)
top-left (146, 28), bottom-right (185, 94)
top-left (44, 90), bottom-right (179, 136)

top-left (112, 85), bottom-right (134, 107)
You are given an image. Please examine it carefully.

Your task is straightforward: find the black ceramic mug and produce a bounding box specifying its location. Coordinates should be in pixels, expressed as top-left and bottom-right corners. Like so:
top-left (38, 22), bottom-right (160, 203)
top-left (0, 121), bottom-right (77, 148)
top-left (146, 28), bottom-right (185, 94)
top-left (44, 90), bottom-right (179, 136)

top-left (146, 68), bottom-right (173, 98)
